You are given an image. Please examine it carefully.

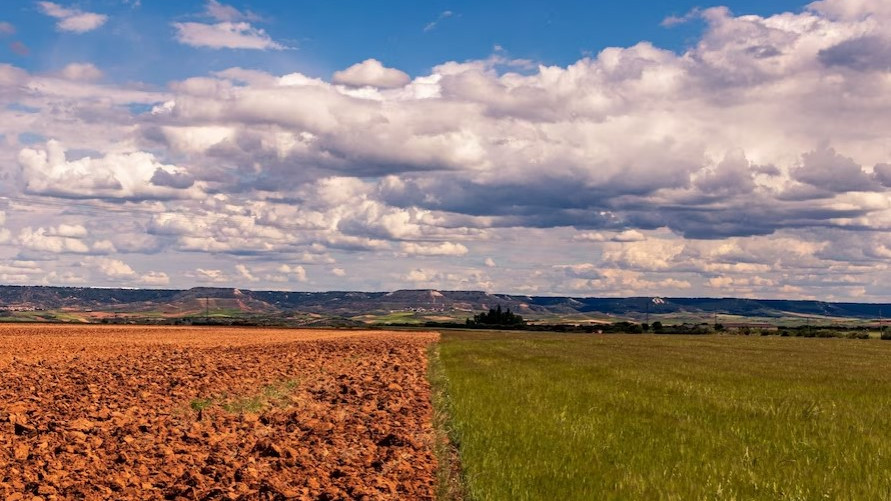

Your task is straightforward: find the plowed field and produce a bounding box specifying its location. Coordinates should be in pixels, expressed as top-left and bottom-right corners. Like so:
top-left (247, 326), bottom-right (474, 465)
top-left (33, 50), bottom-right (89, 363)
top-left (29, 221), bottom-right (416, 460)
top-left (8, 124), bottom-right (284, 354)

top-left (0, 324), bottom-right (439, 500)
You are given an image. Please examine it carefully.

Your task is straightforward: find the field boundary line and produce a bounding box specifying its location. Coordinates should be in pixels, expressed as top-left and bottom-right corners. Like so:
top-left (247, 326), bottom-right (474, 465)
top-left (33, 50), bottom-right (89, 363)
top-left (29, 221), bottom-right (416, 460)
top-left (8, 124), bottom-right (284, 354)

top-left (427, 342), bottom-right (468, 501)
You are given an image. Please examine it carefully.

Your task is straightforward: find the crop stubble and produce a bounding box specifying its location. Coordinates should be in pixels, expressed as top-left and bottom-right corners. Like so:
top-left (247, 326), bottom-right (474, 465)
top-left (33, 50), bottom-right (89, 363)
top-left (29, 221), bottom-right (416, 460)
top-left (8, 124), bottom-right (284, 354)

top-left (0, 324), bottom-right (439, 500)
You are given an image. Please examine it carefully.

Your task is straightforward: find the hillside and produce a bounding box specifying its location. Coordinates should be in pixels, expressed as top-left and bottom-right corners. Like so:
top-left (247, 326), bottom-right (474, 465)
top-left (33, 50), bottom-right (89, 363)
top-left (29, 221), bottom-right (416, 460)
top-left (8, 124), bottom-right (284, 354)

top-left (1, 285), bottom-right (890, 325)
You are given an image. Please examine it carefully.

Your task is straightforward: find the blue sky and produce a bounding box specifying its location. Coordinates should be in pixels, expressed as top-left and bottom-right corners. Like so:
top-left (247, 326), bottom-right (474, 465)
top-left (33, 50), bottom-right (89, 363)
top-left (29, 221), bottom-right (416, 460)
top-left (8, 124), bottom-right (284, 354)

top-left (6, 0), bottom-right (809, 82)
top-left (3, 0), bottom-right (891, 300)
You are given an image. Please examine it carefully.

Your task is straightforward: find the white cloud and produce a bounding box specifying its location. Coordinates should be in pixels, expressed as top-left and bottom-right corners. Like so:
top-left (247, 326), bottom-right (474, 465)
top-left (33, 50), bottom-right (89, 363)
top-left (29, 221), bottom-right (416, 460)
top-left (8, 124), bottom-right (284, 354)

top-left (47, 224), bottom-right (87, 238)
top-left (89, 257), bottom-right (137, 279)
top-left (59, 62), bottom-right (103, 82)
top-left (42, 271), bottom-right (87, 285)
top-left (400, 241), bottom-right (468, 256)
top-left (0, 22), bottom-right (15, 35)
top-left (18, 227), bottom-right (90, 254)
top-left (333, 59), bottom-right (411, 88)
top-left (173, 22), bottom-right (286, 50)
top-left (484, 257), bottom-right (496, 267)
top-left (558, 266), bottom-right (692, 295)
top-left (0, 211), bottom-right (9, 244)
top-left (38, 2), bottom-right (107, 33)
top-left (277, 264), bottom-right (307, 282)
top-left (140, 271), bottom-right (170, 286)
top-left (92, 240), bottom-right (117, 254)
top-left (193, 268), bottom-right (228, 283)
top-left (424, 10), bottom-right (453, 32)
top-left (405, 268), bottom-right (431, 283)
top-left (661, 8), bottom-right (701, 27)
top-left (205, 0), bottom-right (260, 22)
top-left (235, 263), bottom-right (259, 282)
top-left (4, 2), bottom-right (891, 299)
top-left (809, 0), bottom-right (891, 20)
top-left (612, 230), bottom-right (647, 243)
top-left (18, 140), bottom-right (202, 200)
top-left (573, 232), bottom-right (607, 243)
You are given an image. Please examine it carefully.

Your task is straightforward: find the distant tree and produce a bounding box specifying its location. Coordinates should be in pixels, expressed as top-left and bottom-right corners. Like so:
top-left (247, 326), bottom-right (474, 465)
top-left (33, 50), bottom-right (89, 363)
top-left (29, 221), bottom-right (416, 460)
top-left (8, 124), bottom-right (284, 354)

top-left (626, 323), bottom-right (644, 334)
top-left (467, 305), bottom-right (525, 326)
top-left (652, 321), bottom-right (664, 333)
top-left (641, 323), bottom-right (650, 332)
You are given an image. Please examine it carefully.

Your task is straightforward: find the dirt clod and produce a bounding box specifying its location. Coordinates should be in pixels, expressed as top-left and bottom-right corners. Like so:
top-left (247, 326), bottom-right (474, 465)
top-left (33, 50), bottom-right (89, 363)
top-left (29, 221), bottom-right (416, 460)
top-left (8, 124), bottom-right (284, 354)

top-left (0, 325), bottom-right (439, 500)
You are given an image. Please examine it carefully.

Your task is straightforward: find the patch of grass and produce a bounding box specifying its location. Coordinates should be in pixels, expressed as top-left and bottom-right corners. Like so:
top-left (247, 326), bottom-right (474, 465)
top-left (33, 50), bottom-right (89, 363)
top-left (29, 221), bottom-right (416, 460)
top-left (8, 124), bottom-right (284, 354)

top-left (189, 378), bottom-right (300, 416)
top-left (221, 395), bottom-right (264, 413)
top-left (427, 343), bottom-right (467, 501)
top-left (437, 331), bottom-right (891, 500)
top-left (189, 397), bottom-right (214, 412)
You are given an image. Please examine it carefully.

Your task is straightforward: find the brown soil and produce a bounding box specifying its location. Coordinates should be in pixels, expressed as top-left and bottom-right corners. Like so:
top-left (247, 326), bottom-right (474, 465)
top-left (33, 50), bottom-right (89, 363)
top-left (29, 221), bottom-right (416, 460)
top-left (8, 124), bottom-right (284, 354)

top-left (0, 324), bottom-right (439, 500)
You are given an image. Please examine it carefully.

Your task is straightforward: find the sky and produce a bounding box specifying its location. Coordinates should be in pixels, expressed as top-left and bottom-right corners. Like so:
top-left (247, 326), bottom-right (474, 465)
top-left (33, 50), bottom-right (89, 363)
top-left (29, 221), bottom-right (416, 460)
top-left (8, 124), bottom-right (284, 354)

top-left (1, 0), bottom-right (891, 300)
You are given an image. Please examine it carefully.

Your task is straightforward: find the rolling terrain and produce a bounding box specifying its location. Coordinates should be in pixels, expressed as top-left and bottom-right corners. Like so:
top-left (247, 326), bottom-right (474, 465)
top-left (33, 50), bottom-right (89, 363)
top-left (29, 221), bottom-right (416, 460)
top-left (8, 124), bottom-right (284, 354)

top-left (1, 285), bottom-right (889, 325)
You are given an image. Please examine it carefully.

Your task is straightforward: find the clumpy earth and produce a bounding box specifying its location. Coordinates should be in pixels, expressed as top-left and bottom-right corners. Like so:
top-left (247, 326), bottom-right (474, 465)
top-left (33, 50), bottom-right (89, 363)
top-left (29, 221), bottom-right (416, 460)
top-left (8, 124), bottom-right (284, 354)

top-left (0, 324), bottom-right (439, 500)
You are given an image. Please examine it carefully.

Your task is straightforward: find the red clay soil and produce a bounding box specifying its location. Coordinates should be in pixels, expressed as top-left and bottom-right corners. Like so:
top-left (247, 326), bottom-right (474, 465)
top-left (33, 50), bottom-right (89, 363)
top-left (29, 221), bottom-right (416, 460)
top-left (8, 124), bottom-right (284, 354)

top-left (0, 325), bottom-right (439, 500)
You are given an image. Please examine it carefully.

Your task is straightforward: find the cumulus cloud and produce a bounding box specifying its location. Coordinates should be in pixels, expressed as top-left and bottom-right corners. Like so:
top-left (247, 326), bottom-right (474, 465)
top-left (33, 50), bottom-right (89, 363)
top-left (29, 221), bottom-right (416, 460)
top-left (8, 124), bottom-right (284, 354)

top-left (173, 22), bottom-right (287, 50)
top-left (573, 232), bottom-right (607, 242)
top-left (404, 268), bottom-right (430, 283)
top-left (0, 212), bottom-right (9, 244)
top-left (400, 241), bottom-right (468, 256)
top-left (141, 271), bottom-right (170, 286)
top-left (92, 240), bottom-right (117, 254)
top-left (38, 2), bottom-right (108, 33)
top-left (46, 224), bottom-right (87, 238)
top-left (18, 227), bottom-right (90, 254)
top-left (791, 146), bottom-right (876, 193)
top-left (193, 268), bottom-right (229, 283)
top-left (58, 62), bottom-right (103, 81)
top-left (235, 263), bottom-right (259, 282)
top-left (150, 168), bottom-right (195, 189)
top-left (277, 264), bottom-right (307, 282)
top-left (611, 230), bottom-right (647, 243)
top-left (5, 1), bottom-right (891, 298)
top-left (809, 0), bottom-right (891, 20)
top-left (18, 140), bottom-right (202, 200)
top-left (332, 59), bottom-right (411, 88)
top-left (86, 257), bottom-right (137, 279)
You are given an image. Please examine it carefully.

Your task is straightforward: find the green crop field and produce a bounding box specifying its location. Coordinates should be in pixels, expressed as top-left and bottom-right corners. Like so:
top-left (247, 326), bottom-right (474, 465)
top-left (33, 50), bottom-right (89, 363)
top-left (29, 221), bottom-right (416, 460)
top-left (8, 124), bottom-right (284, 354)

top-left (433, 331), bottom-right (891, 500)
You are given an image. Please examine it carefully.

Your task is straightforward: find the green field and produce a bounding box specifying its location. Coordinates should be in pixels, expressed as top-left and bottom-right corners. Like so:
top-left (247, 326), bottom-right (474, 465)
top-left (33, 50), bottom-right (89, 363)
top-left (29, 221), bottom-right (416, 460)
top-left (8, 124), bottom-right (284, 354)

top-left (433, 331), bottom-right (891, 500)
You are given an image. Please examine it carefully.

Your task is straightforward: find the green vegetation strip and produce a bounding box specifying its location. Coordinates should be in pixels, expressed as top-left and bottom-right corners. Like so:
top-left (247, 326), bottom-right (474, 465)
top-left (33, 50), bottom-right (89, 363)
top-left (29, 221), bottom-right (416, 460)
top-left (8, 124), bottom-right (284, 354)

top-left (189, 379), bottom-right (299, 416)
top-left (434, 331), bottom-right (891, 500)
top-left (428, 343), bottom-right (467, 500)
